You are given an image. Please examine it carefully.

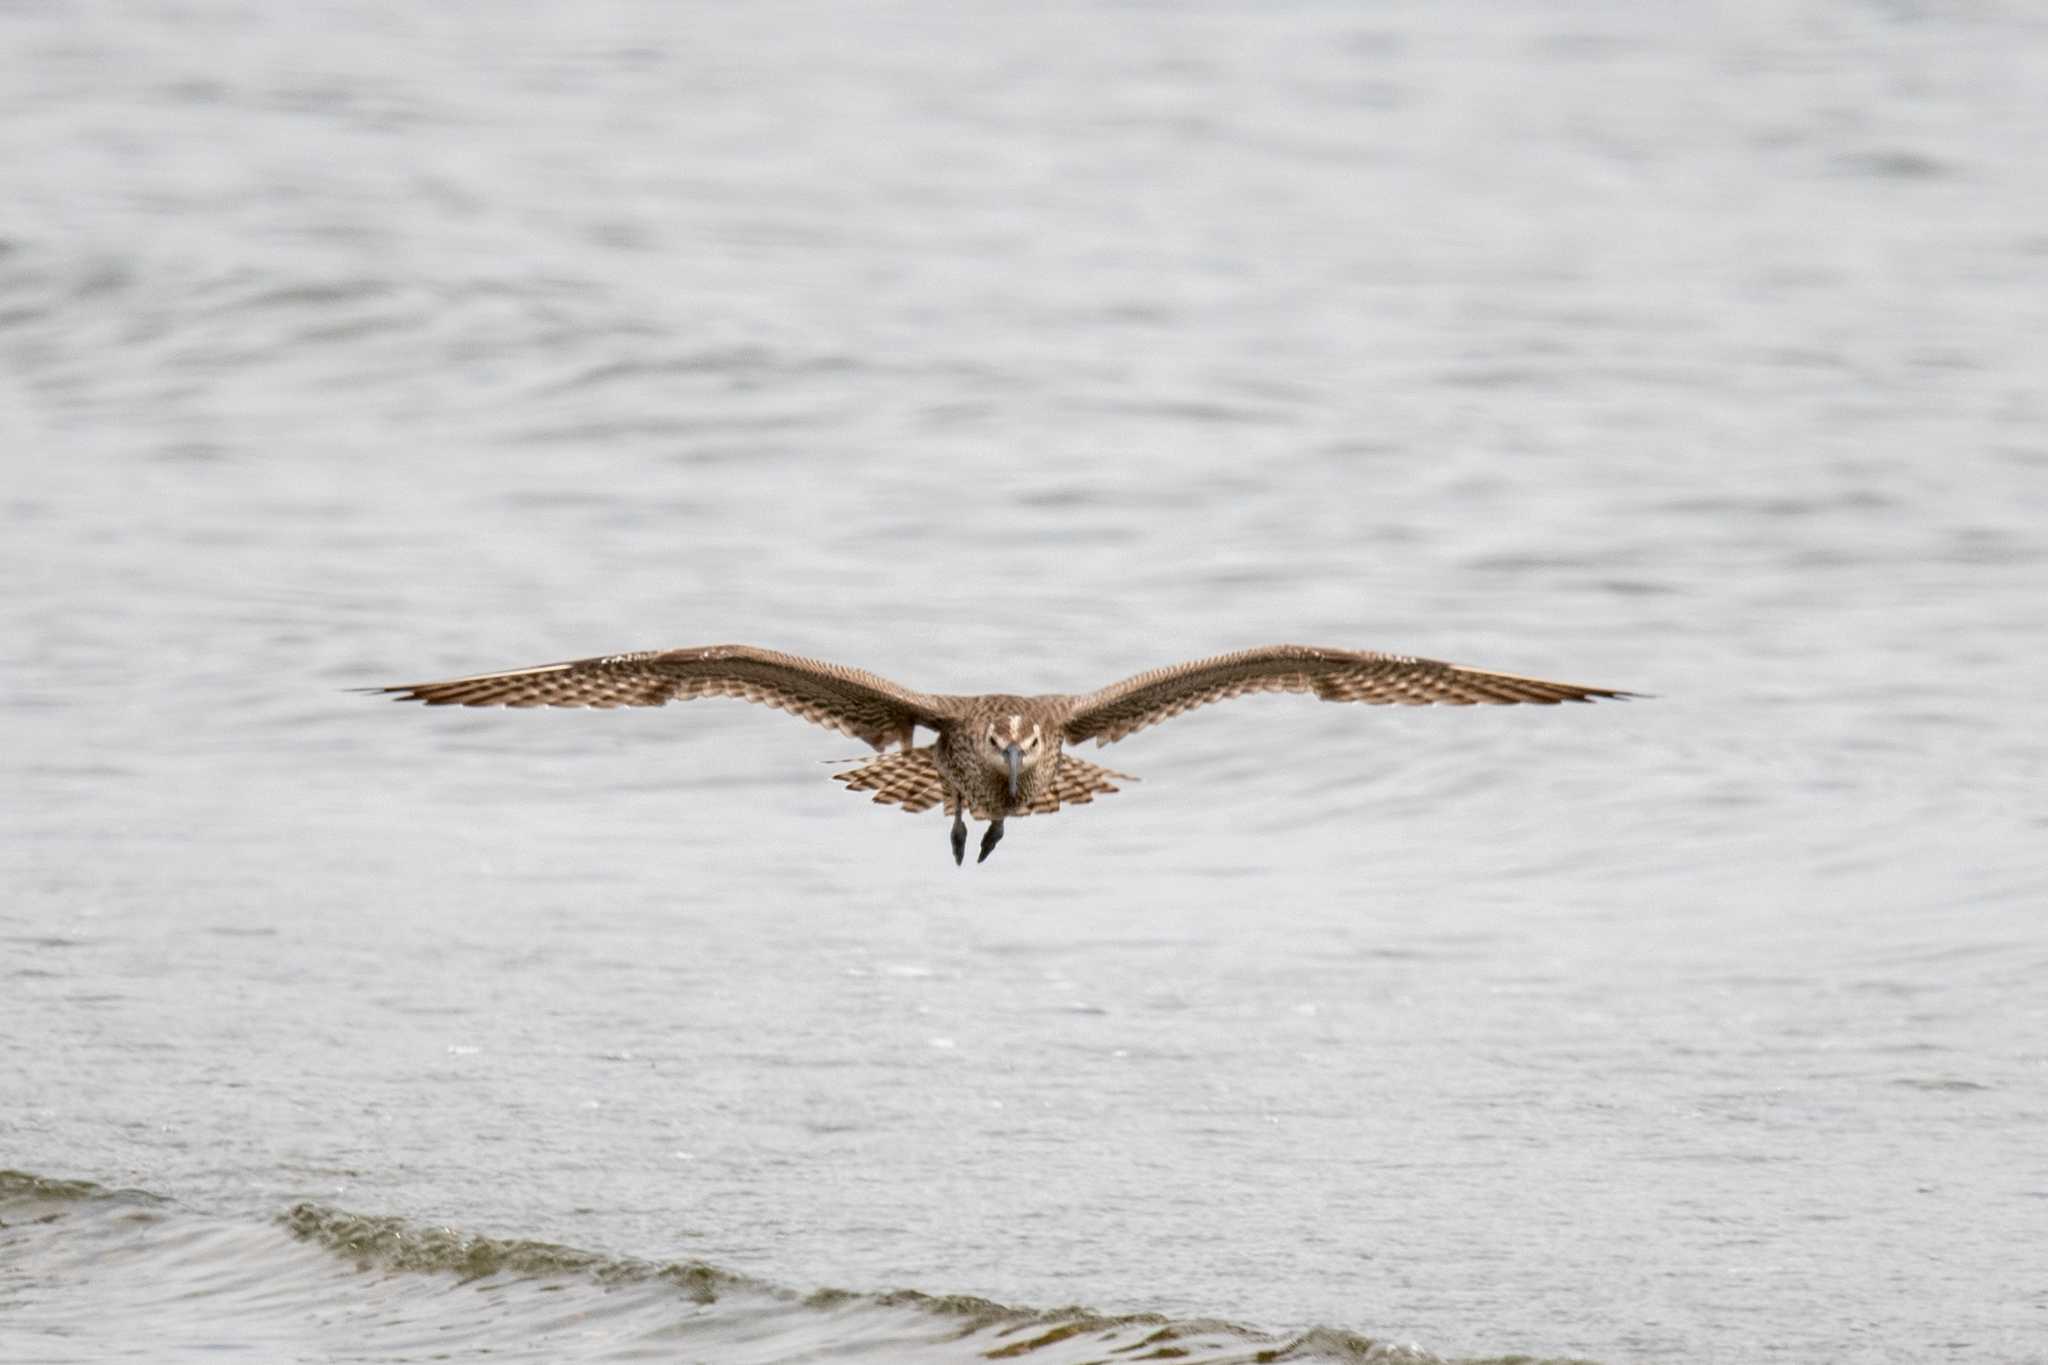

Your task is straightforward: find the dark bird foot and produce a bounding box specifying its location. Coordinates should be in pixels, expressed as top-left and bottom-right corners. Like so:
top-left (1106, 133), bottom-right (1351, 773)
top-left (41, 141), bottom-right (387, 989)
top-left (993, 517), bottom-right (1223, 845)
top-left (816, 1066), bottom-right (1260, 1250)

top-left (950, 809), bottom-right (967, 866)
top-left (976, 820), bottom-right (1005, 864)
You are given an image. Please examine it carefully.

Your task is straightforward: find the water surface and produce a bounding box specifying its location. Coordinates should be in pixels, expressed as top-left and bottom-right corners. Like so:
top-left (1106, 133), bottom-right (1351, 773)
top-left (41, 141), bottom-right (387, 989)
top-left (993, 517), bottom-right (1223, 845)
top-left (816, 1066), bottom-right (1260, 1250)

top-left (3, 3), bottom-right (2045, 1362)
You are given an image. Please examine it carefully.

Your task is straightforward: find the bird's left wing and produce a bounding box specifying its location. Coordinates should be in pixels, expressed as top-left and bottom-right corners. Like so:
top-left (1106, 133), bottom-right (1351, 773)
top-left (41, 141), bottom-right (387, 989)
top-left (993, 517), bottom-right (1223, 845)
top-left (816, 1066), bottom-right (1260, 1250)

top-left (370, 644), bottom-right (946, 751)
top-left (1063, 644), bottom-right (1636, 746)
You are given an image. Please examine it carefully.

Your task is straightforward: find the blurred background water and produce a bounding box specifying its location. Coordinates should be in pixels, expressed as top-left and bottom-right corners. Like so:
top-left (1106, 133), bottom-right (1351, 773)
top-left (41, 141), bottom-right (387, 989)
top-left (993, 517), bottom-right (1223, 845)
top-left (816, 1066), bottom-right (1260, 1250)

top-left (3, 2), bottom-right (2045, 1362)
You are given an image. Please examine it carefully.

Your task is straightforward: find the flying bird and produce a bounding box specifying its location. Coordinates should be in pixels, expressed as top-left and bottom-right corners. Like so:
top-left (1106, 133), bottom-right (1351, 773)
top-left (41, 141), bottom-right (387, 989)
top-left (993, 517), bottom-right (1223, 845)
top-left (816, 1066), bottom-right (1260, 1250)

top-left (369, 644), bottom-right (1635, 865)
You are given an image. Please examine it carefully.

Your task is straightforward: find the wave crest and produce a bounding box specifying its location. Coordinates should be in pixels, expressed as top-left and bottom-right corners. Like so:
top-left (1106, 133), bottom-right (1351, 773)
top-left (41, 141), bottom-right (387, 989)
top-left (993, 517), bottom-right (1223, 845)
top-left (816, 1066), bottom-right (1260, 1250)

top-left (6, 1170), bottom-right (1591, 1364)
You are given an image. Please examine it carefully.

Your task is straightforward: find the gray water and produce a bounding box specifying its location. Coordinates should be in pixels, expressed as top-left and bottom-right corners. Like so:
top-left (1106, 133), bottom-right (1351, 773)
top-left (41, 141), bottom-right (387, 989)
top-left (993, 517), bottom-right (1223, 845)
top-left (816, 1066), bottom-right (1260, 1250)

top-left (4, 2), bottom-right (2046, 1362)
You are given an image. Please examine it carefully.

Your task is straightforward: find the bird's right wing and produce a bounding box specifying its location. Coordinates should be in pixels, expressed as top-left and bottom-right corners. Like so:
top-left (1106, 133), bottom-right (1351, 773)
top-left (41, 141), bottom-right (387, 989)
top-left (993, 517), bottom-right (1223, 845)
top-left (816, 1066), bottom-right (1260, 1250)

top-left (1063, 644), bottom-right (1635, 745)
top-left (370, 644), bottom-right (947, 751)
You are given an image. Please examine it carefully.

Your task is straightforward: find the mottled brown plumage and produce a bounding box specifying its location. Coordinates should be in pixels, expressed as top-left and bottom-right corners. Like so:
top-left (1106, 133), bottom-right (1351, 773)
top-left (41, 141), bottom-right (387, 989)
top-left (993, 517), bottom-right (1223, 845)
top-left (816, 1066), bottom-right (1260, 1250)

top-left (370, 645), bottom-right (943, 750)
top-left (834, 746), bottom-right (1135, 820)
top-left (372, 643), bottom-right (1635, 864)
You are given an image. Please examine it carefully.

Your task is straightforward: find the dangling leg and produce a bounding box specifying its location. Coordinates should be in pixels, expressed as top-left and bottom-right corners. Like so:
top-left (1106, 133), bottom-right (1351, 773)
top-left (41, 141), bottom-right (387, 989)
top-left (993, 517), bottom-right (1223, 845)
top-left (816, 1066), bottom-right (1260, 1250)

top-left (949, 792), bottom-right (967, 866)
top-left (976, 818), bottom-right (1005, 864)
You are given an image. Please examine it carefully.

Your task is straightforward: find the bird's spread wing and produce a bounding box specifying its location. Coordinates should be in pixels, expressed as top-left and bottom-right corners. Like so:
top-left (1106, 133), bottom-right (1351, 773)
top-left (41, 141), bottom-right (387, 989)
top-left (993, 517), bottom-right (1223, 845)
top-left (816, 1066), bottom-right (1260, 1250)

top-left (371, 644), bottom-right (945, 750)
top-left (1063, 645), bottom-right (1636, 746)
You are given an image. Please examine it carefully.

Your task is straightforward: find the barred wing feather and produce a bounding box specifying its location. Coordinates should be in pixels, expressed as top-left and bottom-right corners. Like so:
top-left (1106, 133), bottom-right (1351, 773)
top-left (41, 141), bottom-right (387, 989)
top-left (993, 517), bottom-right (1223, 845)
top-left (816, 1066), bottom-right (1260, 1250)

top-left (1063, 645), bottom-right (1634, 746)
top-left (372, 644), bottom-right (945, 751)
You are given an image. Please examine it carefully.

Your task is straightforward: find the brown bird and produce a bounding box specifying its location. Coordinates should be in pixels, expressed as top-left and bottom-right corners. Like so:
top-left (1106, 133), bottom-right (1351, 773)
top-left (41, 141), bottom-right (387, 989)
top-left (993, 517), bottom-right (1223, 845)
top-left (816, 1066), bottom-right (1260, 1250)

top-left (369, 644), bottom-right (1635, 865)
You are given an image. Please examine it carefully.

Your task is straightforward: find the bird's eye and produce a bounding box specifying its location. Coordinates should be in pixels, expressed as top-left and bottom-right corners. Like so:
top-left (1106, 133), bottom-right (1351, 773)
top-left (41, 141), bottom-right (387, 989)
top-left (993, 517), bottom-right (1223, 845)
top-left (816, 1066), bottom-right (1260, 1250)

top-left (988, 735), bottom-right (1001, 748)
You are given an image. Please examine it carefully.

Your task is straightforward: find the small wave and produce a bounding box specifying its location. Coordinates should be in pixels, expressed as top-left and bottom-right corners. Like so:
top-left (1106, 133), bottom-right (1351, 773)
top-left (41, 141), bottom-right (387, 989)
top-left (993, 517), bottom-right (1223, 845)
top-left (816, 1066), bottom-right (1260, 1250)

top-left (3, 1170), bottom-right (1596, 1364)
top-left (0, 1167), bottom-right (164, 1208)
top-left (281, 1201), bottom-right (750, 1304)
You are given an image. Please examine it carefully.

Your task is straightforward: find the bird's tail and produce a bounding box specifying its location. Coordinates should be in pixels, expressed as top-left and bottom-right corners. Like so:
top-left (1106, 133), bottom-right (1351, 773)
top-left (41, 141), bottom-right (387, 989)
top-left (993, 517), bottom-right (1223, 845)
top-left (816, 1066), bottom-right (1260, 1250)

top-left (833, 747), bottom-right (951, 815)
top-left (1035, 753), bottom-right (1138, 814)
top-left (832, 748), bottom-right (1136, 818)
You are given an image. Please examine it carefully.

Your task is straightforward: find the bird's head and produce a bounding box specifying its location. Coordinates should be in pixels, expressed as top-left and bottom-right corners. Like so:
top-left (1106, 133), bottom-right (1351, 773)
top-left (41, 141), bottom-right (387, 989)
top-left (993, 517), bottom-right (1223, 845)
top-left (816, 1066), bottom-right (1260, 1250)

top-left (980, 713), bottom-right (1051, 801)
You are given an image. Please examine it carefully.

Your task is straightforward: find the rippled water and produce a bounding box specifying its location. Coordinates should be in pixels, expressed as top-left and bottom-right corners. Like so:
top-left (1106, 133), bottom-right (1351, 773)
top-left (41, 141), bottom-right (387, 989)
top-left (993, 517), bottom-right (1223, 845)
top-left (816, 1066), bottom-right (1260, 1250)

top-left (4, 3), bottom-right (2046, 1363)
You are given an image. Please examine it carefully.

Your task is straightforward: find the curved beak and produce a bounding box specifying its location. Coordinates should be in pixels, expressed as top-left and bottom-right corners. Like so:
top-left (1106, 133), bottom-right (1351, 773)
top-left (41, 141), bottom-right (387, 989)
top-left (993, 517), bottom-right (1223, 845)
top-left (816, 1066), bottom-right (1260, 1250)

top-left (1004, 742), bottom-right (1023, 801)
